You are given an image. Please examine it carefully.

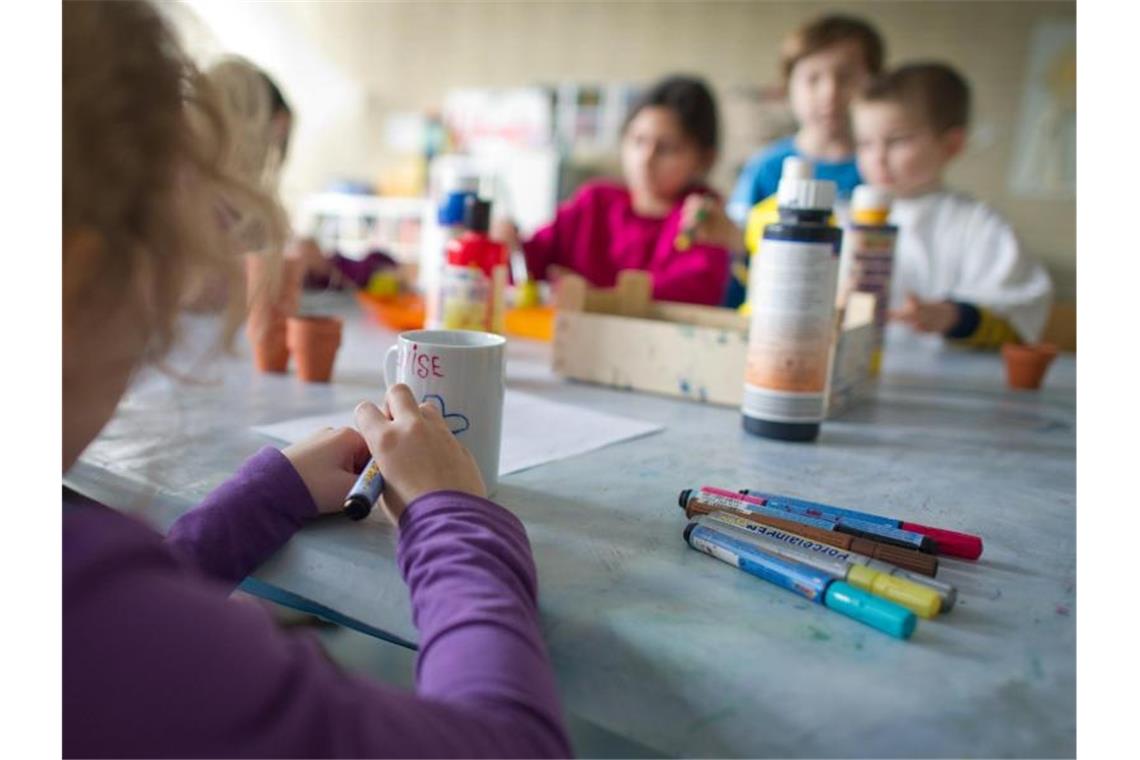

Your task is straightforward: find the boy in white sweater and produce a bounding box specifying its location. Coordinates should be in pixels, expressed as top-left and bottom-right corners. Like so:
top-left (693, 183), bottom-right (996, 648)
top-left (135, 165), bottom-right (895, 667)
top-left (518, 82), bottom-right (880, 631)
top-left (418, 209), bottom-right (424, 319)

top-left (852, 63), bottom-right (1053, 346)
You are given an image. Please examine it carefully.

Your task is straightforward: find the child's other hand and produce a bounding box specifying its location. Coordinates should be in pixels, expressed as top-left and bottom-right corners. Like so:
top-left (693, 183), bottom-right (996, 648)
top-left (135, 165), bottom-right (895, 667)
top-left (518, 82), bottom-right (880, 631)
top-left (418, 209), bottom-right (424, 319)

top-left (283, 426), bottom-right (372, 515)
top-left (889, 294), bottom-right (960, 334)
top-left (354, 384), bottom-right (486, 523)
top-left (287, 236), bottom-right (331, 278)
top-left (680, 194), bottom-right (744, 251)
top-left (491, 219), bottom-right (522, 252)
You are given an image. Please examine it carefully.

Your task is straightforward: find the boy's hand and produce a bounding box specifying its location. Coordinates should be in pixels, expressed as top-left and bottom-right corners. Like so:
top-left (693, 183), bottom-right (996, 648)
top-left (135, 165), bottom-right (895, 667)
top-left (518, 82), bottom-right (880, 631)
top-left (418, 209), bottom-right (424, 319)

top-left (679, 194), bottom-right (744, 251)
top-left (491, 219), bottom-right (522, 252)
top-left (889, 294), bottom-right (961, 334)
top-left (283, 427), bottom-right (372, 515)
top-left (354, 384), bottom-right (486, 523)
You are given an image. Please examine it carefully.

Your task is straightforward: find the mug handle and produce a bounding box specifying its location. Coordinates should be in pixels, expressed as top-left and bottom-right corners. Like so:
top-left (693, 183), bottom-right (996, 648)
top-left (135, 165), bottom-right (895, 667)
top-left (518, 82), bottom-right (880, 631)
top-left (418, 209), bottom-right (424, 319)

top-left (384, 344), bottom-right (399, 389)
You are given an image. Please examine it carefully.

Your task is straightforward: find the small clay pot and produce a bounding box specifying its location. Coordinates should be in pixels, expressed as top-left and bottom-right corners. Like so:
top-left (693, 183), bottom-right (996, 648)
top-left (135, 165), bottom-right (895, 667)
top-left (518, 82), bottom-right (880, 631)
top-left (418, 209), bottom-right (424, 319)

top-left (250, 330), bottom-right (290, 373)
top-left (1002, 342), bottom-right (1058, 390)
top-left (245, 254), bottom-right (303, 373)
top-left (287, 316), bottom-right (344, 382)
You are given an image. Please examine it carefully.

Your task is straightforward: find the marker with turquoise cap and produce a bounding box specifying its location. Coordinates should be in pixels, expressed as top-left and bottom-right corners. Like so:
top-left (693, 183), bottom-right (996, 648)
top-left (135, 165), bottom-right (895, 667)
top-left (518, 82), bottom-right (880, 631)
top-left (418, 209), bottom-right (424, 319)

top-left (695, 512), bottom-right (943, 618)
top-left (697, 510), bottom-right (957, 612)
top-left (684, 521), bottom-right (917, 639)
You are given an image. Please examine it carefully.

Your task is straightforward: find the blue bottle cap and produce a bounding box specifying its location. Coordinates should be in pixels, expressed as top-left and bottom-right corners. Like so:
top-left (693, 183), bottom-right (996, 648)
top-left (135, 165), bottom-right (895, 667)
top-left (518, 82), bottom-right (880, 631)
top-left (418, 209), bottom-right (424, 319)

top-left (438, 190), bottom-right (474, 225)
top-left (824, 581), bottom-right (916, 639)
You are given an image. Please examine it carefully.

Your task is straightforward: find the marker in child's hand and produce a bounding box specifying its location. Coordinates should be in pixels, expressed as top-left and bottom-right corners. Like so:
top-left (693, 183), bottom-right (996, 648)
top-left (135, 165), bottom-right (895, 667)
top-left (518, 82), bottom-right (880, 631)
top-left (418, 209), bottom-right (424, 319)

top-left (675, 197), bottom-right (710, 251)
top-left (343, 458), bottom-right (384, 520)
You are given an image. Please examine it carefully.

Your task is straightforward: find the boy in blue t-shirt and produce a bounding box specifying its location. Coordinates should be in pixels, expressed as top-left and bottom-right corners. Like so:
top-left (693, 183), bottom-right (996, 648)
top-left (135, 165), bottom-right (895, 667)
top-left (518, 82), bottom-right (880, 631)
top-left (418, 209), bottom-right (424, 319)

top-left (728, 15), bottom-right (885, 223)
top-left (724, 15), bottom-right (885, 306)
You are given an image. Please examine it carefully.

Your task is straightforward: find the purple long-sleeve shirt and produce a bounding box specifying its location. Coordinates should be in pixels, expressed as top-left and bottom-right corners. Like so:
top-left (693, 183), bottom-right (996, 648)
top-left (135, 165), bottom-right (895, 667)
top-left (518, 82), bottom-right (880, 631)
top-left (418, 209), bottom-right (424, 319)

top-left (63, 446), bottom-right (572, 758)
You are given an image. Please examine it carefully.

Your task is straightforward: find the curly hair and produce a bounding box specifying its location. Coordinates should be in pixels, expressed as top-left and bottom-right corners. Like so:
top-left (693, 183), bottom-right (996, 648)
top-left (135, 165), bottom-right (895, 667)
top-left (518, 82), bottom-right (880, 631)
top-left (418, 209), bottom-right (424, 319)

top-left (63, 0), bottom-right (286, 363)
top-left (205, 56), bottom-right (288, 201)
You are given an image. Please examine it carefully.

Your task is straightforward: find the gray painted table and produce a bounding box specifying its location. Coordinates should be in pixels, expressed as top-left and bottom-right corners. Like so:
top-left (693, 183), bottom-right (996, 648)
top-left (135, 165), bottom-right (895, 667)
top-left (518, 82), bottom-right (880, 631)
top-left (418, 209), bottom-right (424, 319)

top-left (66, 292), bottom-right (1076, 758)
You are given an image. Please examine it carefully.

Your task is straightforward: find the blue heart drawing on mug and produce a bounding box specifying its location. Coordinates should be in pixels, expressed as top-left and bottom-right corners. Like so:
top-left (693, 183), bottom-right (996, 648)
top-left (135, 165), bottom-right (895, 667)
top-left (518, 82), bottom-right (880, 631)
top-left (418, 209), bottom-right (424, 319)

top-left (421, 394), bottom-right (470, 435)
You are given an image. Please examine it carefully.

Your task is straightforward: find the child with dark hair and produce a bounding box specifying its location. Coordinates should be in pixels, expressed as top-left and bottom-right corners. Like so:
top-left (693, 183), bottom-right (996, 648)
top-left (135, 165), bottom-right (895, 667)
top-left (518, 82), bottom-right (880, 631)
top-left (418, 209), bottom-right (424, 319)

top-left (852, 62), bottom-right (1053, 345)
top-left (494, 74), bottom-right (737, 305)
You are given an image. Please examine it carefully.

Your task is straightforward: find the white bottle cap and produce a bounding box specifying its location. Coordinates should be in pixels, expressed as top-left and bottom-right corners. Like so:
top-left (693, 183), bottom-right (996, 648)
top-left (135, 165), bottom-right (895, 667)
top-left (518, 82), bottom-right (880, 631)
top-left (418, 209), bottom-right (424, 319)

top-left (781, 156), bottom-right (813, 181)
top-left (777, 157), bottom-right (836, 211)
top-left (851, 184), bottom-right (892, 212)
top-left (453, 174), bottom-right (481, 193)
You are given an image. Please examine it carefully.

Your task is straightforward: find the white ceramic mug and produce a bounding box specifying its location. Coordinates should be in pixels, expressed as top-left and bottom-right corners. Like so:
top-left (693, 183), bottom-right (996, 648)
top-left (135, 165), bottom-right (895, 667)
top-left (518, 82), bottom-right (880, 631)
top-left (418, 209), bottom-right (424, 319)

top-left (384, 329), bottom-right (506, 494)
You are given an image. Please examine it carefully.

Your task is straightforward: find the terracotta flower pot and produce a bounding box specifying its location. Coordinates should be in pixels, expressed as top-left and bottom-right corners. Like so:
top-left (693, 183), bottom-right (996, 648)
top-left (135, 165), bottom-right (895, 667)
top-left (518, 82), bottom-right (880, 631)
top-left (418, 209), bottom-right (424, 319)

top-left (287, 316), bottom-right (344, 382)
top-left (250, 333), bottom-right (290, 373)
top-left (1001, 342), bottom-right (1058, 390)
top-left (245, 254), bottom-right (303, 373)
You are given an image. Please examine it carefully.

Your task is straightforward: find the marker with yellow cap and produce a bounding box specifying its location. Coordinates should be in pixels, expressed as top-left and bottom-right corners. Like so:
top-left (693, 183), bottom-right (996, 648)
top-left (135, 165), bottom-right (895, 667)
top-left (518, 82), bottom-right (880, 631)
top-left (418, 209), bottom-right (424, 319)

top-left (685, 521), bottom-right (917, 639)
top-left (695, 511), bottom-right (942, 618)
top-left (697, 510), bottom-right (957, 612)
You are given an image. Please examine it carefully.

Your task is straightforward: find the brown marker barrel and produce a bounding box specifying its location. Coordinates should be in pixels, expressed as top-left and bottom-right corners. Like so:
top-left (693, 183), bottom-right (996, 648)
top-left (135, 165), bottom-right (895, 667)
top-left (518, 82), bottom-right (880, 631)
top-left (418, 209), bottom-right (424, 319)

top-left (682, 498), bottom-right (938, 577)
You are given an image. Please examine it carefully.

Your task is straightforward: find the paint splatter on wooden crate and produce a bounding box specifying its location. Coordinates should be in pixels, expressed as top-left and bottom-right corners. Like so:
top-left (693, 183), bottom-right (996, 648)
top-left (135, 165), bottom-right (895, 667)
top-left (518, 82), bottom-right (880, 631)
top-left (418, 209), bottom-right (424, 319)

top-left (551, 270), bottom-right (875, 415)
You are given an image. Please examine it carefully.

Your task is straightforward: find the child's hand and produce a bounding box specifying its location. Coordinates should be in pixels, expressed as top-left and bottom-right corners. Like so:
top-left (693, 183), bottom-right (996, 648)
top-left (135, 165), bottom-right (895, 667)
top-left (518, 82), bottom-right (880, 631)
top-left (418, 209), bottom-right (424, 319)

top-left (287, 236), bottom-right (326, 273)
top-left (889, 294), bottom-right (961, 334)
top-left (354, 384), bottom-right (486, 523)
top-left (283, 427), bottom-right (372, 515)
top-left (679, 194), bottom-right (744, 251)
top-left (491, 219), bottom-right (522, 252)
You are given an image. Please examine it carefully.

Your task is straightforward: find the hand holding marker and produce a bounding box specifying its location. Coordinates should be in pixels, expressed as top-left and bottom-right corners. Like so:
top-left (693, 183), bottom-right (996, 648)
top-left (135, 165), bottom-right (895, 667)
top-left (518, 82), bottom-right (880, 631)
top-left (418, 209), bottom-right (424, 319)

top-left (342, 386), bottom-right (488, 521)
top-left (344, 458), bottom-right (384, 520)
top-left (675, 194), bottom-right (710, 251)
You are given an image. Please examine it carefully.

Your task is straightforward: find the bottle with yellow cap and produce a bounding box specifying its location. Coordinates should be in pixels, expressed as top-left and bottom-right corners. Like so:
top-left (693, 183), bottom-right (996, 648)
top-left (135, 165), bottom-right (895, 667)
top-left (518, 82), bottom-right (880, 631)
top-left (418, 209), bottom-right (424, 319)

top-left (838, 185), bottom-right (898, 375)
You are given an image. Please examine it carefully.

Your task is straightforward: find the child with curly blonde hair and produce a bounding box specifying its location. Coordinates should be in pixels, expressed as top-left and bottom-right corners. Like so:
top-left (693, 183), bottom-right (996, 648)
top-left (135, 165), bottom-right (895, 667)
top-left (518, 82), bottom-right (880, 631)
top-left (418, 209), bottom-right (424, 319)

top-left (63, 3), bottom-right (570, 756)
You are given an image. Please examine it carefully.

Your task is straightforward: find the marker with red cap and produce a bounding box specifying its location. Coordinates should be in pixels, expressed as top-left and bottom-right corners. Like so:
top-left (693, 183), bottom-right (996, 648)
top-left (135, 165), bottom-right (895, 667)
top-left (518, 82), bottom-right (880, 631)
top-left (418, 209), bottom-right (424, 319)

top-left (740, 488), bottom-right (983, 560)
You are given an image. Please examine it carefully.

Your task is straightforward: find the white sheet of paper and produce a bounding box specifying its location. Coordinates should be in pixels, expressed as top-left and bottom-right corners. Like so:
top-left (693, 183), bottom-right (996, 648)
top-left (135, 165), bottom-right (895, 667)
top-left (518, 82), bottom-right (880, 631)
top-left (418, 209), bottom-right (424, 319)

top-left (252, 390), bottom-right (663, 476)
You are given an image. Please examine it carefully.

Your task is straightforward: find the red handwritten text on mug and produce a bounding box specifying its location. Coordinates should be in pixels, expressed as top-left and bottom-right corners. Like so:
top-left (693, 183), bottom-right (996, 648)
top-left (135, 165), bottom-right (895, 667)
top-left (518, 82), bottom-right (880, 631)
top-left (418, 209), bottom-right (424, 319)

top-left (405, 343), bottom-right (444, 379)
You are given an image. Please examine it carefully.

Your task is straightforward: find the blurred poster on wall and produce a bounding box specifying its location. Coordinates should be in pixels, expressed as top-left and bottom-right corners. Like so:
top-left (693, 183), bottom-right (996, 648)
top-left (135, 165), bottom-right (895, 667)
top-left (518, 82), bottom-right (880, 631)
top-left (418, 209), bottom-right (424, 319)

top-left (1008, 20), bottom-right (1076, 199)
top-left (443, 88), bottom-right (554, 152)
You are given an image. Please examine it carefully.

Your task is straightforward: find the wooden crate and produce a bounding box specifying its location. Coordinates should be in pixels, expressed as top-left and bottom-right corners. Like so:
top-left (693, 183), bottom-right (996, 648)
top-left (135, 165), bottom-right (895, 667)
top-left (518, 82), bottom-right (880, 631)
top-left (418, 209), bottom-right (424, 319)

top-left (551, 270), bottom-right (875, 415)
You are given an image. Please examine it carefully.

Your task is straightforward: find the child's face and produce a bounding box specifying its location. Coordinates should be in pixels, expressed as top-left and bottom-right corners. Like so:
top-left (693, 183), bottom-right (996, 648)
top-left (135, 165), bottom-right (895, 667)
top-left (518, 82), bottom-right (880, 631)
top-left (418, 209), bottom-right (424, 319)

top-left (787, 41), bottom-right (873, 139)
top-left (621, 106), bottom-right (710, 204)
top-left (853, 100), bottom-right (962, 198)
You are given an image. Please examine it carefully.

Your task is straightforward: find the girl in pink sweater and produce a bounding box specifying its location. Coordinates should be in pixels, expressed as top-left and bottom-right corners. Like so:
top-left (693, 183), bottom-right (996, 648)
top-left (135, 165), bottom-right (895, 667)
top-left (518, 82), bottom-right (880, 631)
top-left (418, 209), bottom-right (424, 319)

top-left (496, 76), bottom-right (741, 306)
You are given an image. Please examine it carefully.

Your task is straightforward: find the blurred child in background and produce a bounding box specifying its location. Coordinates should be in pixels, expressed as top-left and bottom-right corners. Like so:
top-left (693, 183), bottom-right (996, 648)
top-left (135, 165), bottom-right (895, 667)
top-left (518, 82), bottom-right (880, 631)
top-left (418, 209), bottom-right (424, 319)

top-left (851, 62), bottom-right (1053, 345)
top-left (494, 75), bottom-right (737, 306)
top-left (724, 15), bottom-right (885, 307)
top-left (727, 14), bottom-right (885, 224)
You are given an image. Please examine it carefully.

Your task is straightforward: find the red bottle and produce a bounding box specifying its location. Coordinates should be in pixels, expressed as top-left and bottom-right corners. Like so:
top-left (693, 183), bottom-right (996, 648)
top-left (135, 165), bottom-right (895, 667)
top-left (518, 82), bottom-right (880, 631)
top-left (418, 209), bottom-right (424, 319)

top-left (441, 197), bottom-right (508, 333)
